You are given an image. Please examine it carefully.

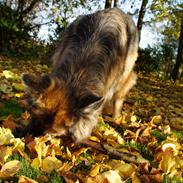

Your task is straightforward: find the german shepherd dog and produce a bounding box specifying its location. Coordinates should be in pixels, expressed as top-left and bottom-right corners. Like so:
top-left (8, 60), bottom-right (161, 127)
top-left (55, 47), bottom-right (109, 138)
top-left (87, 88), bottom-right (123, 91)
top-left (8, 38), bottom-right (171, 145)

top-left (22, 8), bottom-right (139, 142)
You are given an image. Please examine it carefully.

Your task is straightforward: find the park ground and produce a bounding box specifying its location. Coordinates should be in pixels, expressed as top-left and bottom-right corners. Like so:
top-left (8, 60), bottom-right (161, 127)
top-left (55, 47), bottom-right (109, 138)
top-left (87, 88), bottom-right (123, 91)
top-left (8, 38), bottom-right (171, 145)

top-left (0, 56), bottom-right (183, 183)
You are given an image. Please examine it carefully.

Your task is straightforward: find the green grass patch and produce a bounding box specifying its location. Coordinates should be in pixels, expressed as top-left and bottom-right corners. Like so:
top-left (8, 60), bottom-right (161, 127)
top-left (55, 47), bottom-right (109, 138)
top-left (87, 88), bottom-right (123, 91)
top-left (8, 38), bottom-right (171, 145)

top-left (0, 178), bottom-right (18, 183)
top-left (0, 98), bottom-right (24, 118)
top-left (124, 141), bottom-right (153, 161)
top-left (8, 153), bottom-right (42, 181)
top-left (163, 175), bottom-right (183, 183)
top-left (151, 130), bottom-right (168, 142)
top-left (71, 160), bottom-right (92, 173)
top-left (48, 170), bottom-right (65, 183)
top-left (173, 130), bottom-right (183, 143)
top-left (113, 125), bottom-right (125, 135)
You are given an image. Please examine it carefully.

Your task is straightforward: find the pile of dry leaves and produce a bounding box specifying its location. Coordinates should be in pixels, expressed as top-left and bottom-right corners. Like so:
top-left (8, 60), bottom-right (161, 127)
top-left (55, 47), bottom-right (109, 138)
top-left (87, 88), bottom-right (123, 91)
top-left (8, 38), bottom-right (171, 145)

top-left (0, 114), bottom-right (183, 182)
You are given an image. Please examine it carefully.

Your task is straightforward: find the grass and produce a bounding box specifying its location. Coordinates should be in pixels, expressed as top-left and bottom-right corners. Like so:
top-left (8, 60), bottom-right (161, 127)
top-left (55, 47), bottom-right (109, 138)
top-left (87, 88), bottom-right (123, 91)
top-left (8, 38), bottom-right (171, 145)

top-left (151, 130), bottom-right (168, 142)
top-left (48, 170), bottom-right (65, 183)
top-left (8, 153), bottom-right (42, 181)
top-left (163, 175), bottom-right (183, 183)
top-left (124, 141), bottom-right (154, 161)
top-left (0, 98), bottom-right (24, 118)
top-left (6, 154), bottom-right (66, 182)
top-left (173, 130), bottom-right (183, 143)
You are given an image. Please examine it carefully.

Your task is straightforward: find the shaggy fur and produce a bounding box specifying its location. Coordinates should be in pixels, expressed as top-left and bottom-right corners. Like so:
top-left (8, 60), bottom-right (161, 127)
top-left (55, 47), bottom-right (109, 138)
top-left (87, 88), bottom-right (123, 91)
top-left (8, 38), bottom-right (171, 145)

top-left (22, 8), bottom-right (139, 142)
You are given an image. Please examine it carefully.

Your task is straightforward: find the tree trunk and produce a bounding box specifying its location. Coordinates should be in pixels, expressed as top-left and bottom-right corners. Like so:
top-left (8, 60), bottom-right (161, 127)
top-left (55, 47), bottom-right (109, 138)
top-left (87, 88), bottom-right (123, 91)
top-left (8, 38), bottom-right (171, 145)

top-left (105, 0), bottom-right (112, 9)
top-left (171, 18), bottom-right (183, 82)
top-left (114, 0), bottom-right (118, 7)
top-left (137, 0), bottom-right (148, 40)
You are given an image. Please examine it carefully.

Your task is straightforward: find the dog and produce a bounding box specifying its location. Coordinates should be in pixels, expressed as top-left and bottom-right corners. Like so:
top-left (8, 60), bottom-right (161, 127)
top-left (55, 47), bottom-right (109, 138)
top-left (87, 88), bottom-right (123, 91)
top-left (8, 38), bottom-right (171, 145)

top-left (22, 8), bottom-right (139, 142)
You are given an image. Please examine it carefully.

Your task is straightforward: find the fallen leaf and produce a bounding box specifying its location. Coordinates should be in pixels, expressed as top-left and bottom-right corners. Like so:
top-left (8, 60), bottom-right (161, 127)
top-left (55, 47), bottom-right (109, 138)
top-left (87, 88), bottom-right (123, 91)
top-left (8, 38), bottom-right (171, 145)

top-left (0, 127), bottom-right (14, 145)
top-left (102, 170), bottom-right (122, 183)
top-left (131, 172), bottom-right (141, 183)
top-left (89, 164), bottom-right (100, 177)
top-left (158, 150), bottom-right (176, 173)
top-left (0, 160), bottom-right (21, 178)
top-left (0, 146), bottom-right (12, 165)
top-left (3, 115), bottom-right (17, 131)
top-left (18, 176), bottom-right (38, 183)
top-left (113, 162), bottom-right (136, 179)
top-left (42, 156), bottom-right (62, 173)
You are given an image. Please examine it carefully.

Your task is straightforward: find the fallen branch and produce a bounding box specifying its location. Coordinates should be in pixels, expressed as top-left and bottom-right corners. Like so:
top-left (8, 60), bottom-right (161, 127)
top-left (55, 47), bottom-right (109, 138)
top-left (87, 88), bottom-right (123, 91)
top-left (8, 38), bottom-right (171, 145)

top-left (103, 144), bottom-right (149, 164)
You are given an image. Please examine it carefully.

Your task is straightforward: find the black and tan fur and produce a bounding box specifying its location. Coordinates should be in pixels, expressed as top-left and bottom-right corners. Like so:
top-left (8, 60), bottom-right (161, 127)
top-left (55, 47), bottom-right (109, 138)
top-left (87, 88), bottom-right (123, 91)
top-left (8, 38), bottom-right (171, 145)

top-left (22, 8), bottom-right (139, 142)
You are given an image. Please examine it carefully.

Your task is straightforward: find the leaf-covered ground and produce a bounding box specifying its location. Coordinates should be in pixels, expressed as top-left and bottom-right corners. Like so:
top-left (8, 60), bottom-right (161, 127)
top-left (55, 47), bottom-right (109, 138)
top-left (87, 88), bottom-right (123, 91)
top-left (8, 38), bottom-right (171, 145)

top-left (0, 56), bottom-right (183, 183)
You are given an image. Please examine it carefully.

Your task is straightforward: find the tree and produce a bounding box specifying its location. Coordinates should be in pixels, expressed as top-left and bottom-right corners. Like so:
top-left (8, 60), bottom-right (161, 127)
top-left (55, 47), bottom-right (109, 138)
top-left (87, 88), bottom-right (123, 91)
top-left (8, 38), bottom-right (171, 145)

top-left (0, 0), bottom-right (49, 52)
top-left (171, 18), bottom-right (183, 81)
top-left (114, 0), bottom-right (118, 7)
top-left (105, 0), bottom-right (112, 9)
top-left (150, 0), bottom-right (183, 81)
top-left (137, 0), bottom-right (148, 40)
top-left (104, 0), bottom-right (118, 9)
top-left (49, 0), bottom-right (89, 41)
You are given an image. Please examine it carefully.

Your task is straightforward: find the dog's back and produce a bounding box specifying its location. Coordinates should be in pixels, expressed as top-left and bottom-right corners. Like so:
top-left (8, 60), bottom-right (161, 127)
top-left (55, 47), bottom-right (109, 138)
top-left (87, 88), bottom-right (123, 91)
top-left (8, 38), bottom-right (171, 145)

top-left (52, 8), bottom-right (138, 99)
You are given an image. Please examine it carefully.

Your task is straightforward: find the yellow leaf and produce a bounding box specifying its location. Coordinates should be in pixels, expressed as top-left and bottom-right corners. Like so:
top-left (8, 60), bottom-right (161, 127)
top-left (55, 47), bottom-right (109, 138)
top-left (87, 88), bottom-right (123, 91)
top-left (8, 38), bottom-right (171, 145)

top-left (12, 83), bottom-right (25, 91)
top-left (11, 137), bottom-right (25, 151)
top-left (150, 115), bottom-right (162, 125)
top-left (19, 176), bottom-right (38, 183)
top-left (89, 164), bottom-right (100, 177)
top-left (34, 137), bottom-right (49, 164)
top-left (2, 70), bottom-right (14, 79)
top-left (88, 136), bottom-right (100, 143)
top-left (15, 93), bottom-right (24, 98)
top-left (0, 160), bottom-right (21, 178)
top-left (0, 146), bottom-right (12, 165)
top-left (114, 163), bottom-right (136, 179)
top-left (0, 127), bottom-right (14, 145)
top-left (131, 115), bottom-right (137, 123)
top-left (31, 158), bottom-right (40, 169)
top-left (159, 150), bottom-right (176, 173)
top-left (102, 170), bottom-right (122, 183)
top-left (66, 147), bottom-right (72, 159)
top-left (0, 127), bottom-right (24, 151)
top-left (42, 156), bottom-right (62, 173)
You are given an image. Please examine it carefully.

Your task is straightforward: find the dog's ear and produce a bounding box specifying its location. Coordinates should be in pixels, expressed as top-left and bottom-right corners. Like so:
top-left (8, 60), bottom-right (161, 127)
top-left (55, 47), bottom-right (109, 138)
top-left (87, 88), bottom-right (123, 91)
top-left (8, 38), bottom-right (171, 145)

top-left (22, 73), bottom-right (52, 92)
top-left (78, 94), bottom-right (103, 111)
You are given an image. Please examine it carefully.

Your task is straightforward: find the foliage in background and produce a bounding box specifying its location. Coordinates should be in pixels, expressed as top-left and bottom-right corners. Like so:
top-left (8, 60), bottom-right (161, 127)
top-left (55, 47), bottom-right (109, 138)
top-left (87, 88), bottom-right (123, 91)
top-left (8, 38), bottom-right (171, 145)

top-left (136, 43), bottom-right (175, 78)
top-left (0, 0), bottom-right (182, 81)
top-left (0, 0), bottom-right (50, 54)
top-left (150, 0), bottom-right (183, 81)
top-left (150, 0), bottom-right (182, 44)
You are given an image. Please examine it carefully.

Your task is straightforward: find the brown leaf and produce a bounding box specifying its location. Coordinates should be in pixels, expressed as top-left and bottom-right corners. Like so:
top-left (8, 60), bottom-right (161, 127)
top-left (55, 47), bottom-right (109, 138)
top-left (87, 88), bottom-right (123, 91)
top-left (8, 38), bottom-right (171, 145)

top-left (3, 115), bottom-right (17, 131)
top-left (131, 172), bottom-right (141, 183)
top-left (21, 111), bottom-right (31, 120)
top-left (82, 139), bottom-right (105, 152)
top-left (85, 175), bottom-right (109, 183)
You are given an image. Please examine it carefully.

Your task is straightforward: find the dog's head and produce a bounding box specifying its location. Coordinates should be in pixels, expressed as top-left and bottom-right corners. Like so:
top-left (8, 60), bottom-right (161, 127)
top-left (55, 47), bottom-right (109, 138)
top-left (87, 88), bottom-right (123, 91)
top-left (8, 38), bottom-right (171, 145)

top-left (22, 74), bottom-right (59, 115)
top-left (22, 73), bottom-right (103, 140)
top-left (22, 73), bottom-right (69, 135)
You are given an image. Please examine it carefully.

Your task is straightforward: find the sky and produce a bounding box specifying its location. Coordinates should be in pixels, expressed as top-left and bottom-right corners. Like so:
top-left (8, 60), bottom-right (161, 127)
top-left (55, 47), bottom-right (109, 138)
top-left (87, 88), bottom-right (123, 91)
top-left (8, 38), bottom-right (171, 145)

top-left (38, 0), bottom-right (158, 48)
